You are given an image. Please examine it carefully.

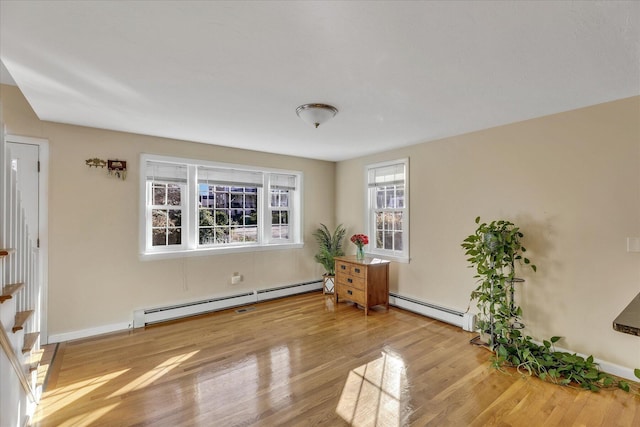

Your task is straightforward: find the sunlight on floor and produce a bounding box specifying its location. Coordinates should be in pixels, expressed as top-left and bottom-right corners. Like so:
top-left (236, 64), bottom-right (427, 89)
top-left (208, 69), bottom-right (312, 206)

top-left (56, 403), bottom-right (120, 427)
top-left (33, 350), bottom-right (200, 425)
top-left (336, 350), bottom-right (410, 427)
top-left (32, 369), bottom-right (129, 423)
top-left (108, 350), bottom-right (199, 398)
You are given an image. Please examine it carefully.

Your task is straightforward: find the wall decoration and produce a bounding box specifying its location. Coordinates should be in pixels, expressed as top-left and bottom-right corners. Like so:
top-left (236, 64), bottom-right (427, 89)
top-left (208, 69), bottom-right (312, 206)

top-left (108, 160), bottom-right (127, 180)
top-left (85, 158), bottom-right (107, 168)
top-left (85, 158), bottom-right (127, 180)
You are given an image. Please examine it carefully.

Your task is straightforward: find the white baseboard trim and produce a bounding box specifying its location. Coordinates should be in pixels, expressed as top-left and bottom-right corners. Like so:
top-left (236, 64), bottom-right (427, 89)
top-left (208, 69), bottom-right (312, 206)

top-left (48, 321), bottom-right (131, 344)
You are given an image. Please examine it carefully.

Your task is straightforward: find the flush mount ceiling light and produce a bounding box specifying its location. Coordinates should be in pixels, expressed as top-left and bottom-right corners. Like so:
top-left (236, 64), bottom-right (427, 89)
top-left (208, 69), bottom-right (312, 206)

top-left (296, 103), bottom-right (338, 128)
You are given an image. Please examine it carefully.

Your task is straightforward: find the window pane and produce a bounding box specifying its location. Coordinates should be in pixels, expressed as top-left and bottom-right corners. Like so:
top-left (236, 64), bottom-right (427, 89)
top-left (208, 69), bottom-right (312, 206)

top-left (394, 231), bottom-right (403, 251)
top-left (396, 186), bottom-right (405, 208)
top-left (246, 194), bottom-right (257, 209)
top-left (152, 209), bottom-right (167, 227)
top-left (384, 212), bottom-right (394, 231)
top-left (246, 210), bottom-right (257, 225)
top-left (153, 184), bottom-right (166, 205)
top-left (376, 189), bottom-right (385, 209)
top-left (395, 212), bottom-right (403, 229)
top-left (167, 185), bottom-right (181, 205)
top-left (279, 192), bottom-right (289, 207)
top-left (199, 227), bottom-right (215, 245)
top-left (167, 228), bottom-right (181, 245)
top-left (215, 192), bottom-right (229, 208)
top-left (231, 209), bottom-right (244, 223)
top-left (385, 188), bottom-right (395, 208)
top-left (199, 209), bottom-right (215, 226)
top-left (231, 225), bottom-right (258, 243)
top-left (376, 231), bottom-right (384, 249)
top-left (231, 193), bottom-right (244, 208)
top-left (375, 212), bottom-right (383, 230)
top-left (168, 210), bottom-right (181, 227)
top-left (152, 229), bottom-right (166, 246)
top-left (384, 231), bottom-right (393, 250)
top-left (215, 210), bottom-right (230, 225)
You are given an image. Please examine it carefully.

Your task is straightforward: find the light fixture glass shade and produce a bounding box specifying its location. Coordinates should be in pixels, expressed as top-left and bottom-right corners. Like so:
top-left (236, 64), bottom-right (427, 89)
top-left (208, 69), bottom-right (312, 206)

top-left (296, 103), bottom-right (338, 128)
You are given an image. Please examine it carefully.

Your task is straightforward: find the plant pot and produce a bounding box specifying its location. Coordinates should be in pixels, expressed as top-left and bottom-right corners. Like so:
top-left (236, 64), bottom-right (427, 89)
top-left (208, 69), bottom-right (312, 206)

top-left (323, 275), bottom-right (335, 294)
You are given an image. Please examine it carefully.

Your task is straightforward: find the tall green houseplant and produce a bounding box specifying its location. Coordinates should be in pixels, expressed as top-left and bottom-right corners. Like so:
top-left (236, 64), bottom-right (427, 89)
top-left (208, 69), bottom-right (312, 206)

top-left (461, 217), bottom-right (535, 348)
top-left (313, 224), bottom-right (346, 293)
top-left (462, 217), bottom-right (638, 392)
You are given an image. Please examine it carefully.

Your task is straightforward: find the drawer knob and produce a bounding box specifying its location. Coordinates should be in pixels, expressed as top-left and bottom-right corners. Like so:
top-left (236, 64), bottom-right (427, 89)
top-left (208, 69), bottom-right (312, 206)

top-left (341, 265), bottom-right (346, 270)
top-left (347, 278), bottom-right (353, 283)
top-left (355, 268), bottom-right (360, 273)
top-left (347, 290), bottom-right (353, 295)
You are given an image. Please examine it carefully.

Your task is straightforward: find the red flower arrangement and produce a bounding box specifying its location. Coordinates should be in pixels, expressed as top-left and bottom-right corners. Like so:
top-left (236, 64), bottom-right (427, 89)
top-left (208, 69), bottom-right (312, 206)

top-left (350, 234), bottom-right (369, 247)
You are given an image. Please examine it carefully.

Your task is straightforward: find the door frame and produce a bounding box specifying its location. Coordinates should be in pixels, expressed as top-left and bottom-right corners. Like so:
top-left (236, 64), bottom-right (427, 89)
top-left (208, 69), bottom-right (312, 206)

top-left (5, 134), bottom-right (49, 344)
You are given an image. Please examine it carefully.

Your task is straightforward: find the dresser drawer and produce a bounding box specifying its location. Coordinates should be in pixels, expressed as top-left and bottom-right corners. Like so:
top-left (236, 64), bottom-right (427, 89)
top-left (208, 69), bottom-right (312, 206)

top-left (336, 275), bottom-right (364, 291)
top-left (336, 261), bottom-right (351, 275)
top-left (349, 264), bottom-right (366, 278)
top-left (336, 284), bottom-right (365, 305)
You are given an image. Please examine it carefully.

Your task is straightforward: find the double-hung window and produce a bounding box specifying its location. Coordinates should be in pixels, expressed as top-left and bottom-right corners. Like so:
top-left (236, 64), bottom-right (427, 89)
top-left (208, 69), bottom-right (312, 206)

top-left (141, 154), bottom-right (302, 259)
top-left (366, 158), bottom-right (409, 262)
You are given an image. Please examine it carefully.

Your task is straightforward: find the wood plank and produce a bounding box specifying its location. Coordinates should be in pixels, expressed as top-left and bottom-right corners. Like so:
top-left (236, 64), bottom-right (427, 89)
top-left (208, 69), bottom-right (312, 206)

top-left (22, 331), bottom-right (40, 353)
top-left (31, 292), bottom-right (639, 427)
top-left (29, 349), bottom-right (44, 372)
top-left (12, 310), bottom-right (33, 333)
top-left (0, 282), bottom-right (25, 303)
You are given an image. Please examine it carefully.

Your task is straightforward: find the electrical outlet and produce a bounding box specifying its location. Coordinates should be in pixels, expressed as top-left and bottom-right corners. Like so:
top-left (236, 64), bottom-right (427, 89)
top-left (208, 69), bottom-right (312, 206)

top-left (231, 273), bottom-right (242, 285)
top-left (627, 237), bottom-right (640, 253)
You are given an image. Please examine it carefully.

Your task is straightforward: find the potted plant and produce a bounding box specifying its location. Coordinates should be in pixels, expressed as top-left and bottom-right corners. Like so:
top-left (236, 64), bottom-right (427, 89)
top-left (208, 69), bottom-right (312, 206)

top-left (462, 216), bottom-right (639, 392)
top-left (313, 224), bottom-right (346, 294)
top-left (461, 217), bottom-right (536, 348)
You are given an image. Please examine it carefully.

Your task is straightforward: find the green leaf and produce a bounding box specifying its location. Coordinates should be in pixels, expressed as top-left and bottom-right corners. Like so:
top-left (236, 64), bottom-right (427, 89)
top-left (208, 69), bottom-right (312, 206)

top-left (475, 216), bottom-right (480, 224)
top-left (550, 336), bottom-right (561, 343)
top-left (634, 368), bottom-right (640, 380)
top-left (531, 265), bottom-right (537, 272)
top-left (618, 381), bottom-right (630, 392)
top-left (543, 340), bottom-right (551, 349)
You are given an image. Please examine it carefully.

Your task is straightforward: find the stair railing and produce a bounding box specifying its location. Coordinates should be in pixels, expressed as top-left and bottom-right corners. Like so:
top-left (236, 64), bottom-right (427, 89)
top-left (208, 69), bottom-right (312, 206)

top-left (0, 142), bottom-right (40, 403)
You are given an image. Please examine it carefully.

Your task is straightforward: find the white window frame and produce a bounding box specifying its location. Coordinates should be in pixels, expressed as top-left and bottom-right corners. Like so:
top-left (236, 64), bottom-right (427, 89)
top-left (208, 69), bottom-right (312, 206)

top-left (365, 158), bottom-right (410, 263)
top-left (140, 154), bottom-right (303, 260)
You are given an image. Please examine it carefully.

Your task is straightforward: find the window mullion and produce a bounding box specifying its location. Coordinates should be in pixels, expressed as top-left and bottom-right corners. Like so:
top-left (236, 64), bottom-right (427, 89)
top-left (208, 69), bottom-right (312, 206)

top-left (187, 165), bottom-right (197, 250)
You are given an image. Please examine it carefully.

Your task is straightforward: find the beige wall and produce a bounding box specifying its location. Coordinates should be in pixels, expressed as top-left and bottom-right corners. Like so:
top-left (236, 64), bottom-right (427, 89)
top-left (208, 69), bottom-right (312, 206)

top-left (2, 82), bottom-right (638, 371)
top-left (0, 84), bottom-right (335, 335)
top-left (337, 96), bottom-right (640, 370)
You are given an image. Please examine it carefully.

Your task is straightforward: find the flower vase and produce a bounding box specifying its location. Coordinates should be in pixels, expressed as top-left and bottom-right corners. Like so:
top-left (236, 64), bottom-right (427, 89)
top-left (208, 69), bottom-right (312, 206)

top-left (356, 245), bottom-right (365, 261)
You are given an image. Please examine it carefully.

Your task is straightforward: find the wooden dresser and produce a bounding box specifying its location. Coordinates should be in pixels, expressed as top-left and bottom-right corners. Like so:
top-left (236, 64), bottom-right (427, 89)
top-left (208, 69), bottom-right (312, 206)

top-left (334, 255), bottom-right (390, 315)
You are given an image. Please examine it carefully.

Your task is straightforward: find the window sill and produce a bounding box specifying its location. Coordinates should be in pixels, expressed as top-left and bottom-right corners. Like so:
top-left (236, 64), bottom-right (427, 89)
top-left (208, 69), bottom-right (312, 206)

top-left (140, 242), bottom-right (304, 261)
top-left (366, 252), bottom-right (410, 264)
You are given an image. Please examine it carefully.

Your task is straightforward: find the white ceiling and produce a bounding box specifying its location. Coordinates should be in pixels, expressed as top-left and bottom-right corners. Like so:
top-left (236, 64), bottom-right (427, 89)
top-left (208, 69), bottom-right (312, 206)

top-left (1, 1), bottom-right (638, 161)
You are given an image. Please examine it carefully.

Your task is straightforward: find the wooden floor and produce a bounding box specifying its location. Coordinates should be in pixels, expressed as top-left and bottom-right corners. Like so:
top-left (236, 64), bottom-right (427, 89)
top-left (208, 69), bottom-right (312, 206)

top-left (33, 292), bottom-right (639, 426)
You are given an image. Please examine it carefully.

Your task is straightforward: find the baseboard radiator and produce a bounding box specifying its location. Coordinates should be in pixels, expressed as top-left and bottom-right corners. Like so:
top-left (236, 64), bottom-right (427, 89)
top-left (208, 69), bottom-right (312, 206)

top-left (389, 293), bottom-right (476, 331)
top-left (133, 280), bottom-right (322, 327)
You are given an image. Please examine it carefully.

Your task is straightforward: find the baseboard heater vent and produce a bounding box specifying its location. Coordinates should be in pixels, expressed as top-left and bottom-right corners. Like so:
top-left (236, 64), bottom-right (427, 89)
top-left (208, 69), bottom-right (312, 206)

top-left (389, 293), bottom-right (476, 331)
top-left (257, 280), bottom-right (323, 302)
top-left (133, 280), bottom-right (322, 327)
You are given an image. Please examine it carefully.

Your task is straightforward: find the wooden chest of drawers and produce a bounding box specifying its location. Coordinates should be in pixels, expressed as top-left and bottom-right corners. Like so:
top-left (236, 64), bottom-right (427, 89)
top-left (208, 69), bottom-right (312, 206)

top-left (334, 256), bottom-right (390, 315)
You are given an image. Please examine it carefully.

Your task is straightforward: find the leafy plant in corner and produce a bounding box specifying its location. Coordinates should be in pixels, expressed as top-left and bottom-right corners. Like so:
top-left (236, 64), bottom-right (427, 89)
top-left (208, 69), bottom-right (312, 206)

top-left (313, 224), bottom-right (346, 276)
top-left (461, 217), bottom-right (535, 348)
top-left (462, 216), bottom-right (640, 393)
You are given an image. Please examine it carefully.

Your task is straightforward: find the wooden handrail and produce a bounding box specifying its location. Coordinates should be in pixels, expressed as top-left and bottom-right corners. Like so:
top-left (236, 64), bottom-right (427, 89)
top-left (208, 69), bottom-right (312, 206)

top-left (0, 318), bottom-right (37, 403)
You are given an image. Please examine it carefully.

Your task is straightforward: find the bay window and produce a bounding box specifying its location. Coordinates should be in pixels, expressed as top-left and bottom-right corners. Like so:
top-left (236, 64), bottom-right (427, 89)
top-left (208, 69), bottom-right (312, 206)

top-left (140, 154), bottom-right (302, 259)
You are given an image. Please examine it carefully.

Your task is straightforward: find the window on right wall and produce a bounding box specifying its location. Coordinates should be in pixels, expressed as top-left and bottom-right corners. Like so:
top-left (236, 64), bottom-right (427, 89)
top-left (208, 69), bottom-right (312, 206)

top-left (366, 158), bottom-right (409, 262)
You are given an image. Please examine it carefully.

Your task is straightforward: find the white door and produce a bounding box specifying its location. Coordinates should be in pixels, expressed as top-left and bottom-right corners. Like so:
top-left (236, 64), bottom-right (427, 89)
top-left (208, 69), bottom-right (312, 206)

top-left (6, 139), bottom-right (47, 343)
